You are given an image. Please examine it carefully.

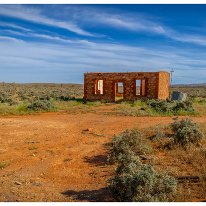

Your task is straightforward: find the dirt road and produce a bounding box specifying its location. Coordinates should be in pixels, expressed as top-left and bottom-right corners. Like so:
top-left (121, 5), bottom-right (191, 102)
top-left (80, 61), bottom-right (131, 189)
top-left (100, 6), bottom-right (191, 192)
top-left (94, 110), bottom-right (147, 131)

top-left (1, 108), bottom-right (206, 202)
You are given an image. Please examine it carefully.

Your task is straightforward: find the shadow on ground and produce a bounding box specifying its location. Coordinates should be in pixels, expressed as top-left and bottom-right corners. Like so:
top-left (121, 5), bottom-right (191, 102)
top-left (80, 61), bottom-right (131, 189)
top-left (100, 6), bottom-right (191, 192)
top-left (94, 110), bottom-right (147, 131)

top-left (84, 154), bottom-right (110, 167)
top-left (62, 187), bottom-right (113, 202)
top-left (62, 143), bottom-right (114, 201)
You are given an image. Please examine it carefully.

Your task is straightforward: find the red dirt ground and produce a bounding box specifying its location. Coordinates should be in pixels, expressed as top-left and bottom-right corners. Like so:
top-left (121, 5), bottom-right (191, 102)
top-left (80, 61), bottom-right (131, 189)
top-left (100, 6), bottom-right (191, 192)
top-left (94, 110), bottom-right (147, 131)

top-left (0, 106), bottom-right (206, 202)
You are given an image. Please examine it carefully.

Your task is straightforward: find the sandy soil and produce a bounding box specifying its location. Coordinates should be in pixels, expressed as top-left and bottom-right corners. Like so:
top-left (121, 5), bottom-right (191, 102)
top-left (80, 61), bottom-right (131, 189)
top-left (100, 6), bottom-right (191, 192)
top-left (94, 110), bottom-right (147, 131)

top-left (1, 106), bottom-right (206, 202)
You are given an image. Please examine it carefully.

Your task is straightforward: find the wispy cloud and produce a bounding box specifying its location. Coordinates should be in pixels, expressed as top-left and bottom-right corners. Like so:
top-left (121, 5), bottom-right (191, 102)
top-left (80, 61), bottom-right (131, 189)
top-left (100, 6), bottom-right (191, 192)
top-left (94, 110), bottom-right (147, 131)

top-left (29, 33), bottom-right (97, 46)
top-left (1, 29), bottom-right (27, 36)
top-left (0, 5), bottom-right (95, 37)
top-left (95, 14), bottom-right (166, 35)
top-left (0, 28), bottom-right (97, 46)
top-left (0, 22), bottom-right (31, 32)
top-left (95, 15), bottom-right (167, 35)
top-left (0, 34), bottom-right (205, 84)
top-left (1, 5), bottom-right (206, 46)
top-left (93, 11), bottom-right (206, 46)
top-left (0, 35), bottom-right (23, 43)
top-left (170, 32), bottom-right (206, 46)
top-left (58, 6), bottom-right (206, 46)
top-left (59, 6), bottom-right (167, 35)
top-left (0, 5), bottom-right (206, 84)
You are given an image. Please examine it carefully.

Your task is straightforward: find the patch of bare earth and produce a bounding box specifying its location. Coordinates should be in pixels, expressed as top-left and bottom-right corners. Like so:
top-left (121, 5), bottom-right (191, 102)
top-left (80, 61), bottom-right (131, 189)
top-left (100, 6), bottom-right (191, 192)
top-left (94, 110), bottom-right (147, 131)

top-left (0, 105), bottom-right (206, 201)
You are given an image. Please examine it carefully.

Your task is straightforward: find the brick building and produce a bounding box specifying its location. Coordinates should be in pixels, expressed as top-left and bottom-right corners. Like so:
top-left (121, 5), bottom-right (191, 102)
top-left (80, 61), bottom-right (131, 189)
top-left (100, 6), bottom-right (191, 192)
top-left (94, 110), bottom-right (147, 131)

top-left (84, 71), bottom-right (170, 102)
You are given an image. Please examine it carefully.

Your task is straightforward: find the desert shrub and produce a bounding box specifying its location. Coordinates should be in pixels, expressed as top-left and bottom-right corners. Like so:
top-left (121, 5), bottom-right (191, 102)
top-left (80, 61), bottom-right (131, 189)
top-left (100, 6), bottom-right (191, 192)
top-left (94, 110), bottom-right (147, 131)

top-left (114, 150), bottom-right (142, 175)
top-left (0, 93), bottom-right (18, 105)
top-left (3, 98), bottom-right (18, 105)
top-left (0, 94), bottom-right (7, 102)
top-left (170, 118), bottom-right (204, 148)
top-left (27, 100), bottom-right (55, 111)
top-left (147, 99), bottom-right (176, 113)
top-left (108, 128), bottom-right (177, 201)
top-left (147, 99), bottom-right (194, 115)
top-left (114, 99), bottom-right (196, 117)
top-left (56, 95), bottom-right (73, 101)
top-left (108, 129), bottom-right (152, 163)
top-left (196, 98), bottom-right (206, 104)
top-left (109, 163), bottom-right (177, 202)
top-left (38, 95), bottom-right (51, 101)
top-left (174, 100), bottom-right (194, 112)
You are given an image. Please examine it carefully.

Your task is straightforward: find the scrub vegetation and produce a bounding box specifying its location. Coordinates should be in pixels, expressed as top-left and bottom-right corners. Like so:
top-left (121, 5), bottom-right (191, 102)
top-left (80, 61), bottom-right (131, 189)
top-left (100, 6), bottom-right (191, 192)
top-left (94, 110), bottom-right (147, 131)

top-left (108, 119), bottom-right (206, 201)
top-left (0, 83), bottom-right (206, 116)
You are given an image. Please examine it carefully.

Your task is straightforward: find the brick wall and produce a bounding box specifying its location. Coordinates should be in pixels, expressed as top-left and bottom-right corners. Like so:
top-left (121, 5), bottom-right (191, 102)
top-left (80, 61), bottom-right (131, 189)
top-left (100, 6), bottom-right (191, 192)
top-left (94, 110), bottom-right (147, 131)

top-left (84, 71), bottom-right (170, 102)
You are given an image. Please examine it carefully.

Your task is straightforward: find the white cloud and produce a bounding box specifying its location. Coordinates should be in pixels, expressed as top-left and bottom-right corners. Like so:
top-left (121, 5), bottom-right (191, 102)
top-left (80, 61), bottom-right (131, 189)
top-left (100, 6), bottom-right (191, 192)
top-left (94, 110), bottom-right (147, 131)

top-left (56, 6), bottom-right (206, 46)
top-left (0, 28), bottom-right (97, 46)
top-left (171, 33), bottom-right (206, 46)
top-left (1, 29), bottom-right (27, 36)
top-left (28, 33), bottom-right (96, 46)
top-left (1, 5), bottom-right (206, 47)
top-left (0, 5), bottom-right (94, 37)
top-left (0, 35), bottom-right (23, 43)
top-left (93, 14), bottom-right (167, 35)
top-left (0, 35), bottom-right (205, 84)
top-left (0, 22), bottom-right (31, 32)
top-left (101, 14), bottom-right (206, 46)
top-left (0, 5), bottom-right (206, 83)
top-left (60, 6), bottom-right (167, 35)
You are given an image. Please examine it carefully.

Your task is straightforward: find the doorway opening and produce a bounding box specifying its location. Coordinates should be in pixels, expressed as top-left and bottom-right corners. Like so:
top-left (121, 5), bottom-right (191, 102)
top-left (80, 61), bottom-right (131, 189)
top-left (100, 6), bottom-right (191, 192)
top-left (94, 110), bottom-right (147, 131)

top-left (115, 82), bottom-right (124, 102)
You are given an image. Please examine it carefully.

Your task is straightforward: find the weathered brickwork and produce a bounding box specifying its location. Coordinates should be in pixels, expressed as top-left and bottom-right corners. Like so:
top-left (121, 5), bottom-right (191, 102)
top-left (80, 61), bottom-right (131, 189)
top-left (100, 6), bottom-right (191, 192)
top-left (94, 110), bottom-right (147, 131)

top-left (84, 71), bottom-right (170, 102)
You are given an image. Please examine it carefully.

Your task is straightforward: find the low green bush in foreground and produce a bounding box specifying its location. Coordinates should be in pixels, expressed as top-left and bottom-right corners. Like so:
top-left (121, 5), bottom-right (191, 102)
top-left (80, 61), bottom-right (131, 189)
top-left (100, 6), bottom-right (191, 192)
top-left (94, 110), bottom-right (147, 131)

top-left (109, 162), bottom-right (177, 202)
top-left (108, 129), bottom-right (152, 163)
top-left (108, 129), bottom-right (177, 202)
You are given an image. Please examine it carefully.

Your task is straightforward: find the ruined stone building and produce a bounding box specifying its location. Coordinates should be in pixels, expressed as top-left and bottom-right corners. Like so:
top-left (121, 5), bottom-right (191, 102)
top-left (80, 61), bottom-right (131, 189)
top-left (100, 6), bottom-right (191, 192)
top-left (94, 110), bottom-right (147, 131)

top-left (84, 71), bottom-right (170, 102)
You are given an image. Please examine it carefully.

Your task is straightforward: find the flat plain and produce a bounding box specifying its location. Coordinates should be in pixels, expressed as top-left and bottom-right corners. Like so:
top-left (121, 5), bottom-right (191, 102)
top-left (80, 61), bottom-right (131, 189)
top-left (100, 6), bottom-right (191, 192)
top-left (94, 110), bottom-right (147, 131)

top-left (0, 83), bottom-right (206, 202)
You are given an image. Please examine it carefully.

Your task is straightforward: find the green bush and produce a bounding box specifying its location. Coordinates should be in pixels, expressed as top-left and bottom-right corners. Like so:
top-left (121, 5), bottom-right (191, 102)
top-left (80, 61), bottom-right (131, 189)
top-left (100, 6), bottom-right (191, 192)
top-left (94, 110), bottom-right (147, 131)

top-left (147, 99), bottom-right (175, 113)
top-left (170, 118), bottom-right (204, 148)
top-left (114, 150), bottom-right (142, 175)
top-left (109, 164), bottom-right (177, 202)
top-left (174, 100), bottom-right (194, 112)
top-left (108, 128), bottom-right (177, 201)
top-left (108, 129), bottom-right (152, 163)
top-left (56, 95), bottom-right (73, 101)
top-left (146, 99), bottom-right (195, 115)
top-left (27, 100), bottom-right (55, 111)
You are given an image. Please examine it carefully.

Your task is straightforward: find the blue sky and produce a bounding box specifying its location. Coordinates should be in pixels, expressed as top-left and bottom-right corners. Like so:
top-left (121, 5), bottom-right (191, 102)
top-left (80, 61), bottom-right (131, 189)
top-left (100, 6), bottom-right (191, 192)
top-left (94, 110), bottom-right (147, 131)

top-left (0, 4), bottom-right (206, 84)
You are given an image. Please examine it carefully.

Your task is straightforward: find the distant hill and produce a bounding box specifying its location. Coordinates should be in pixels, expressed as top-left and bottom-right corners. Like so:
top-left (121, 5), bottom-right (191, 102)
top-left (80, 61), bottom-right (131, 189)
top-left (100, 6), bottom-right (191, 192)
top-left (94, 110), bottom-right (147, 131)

top-left (172, 83), bottom-right (206, 87)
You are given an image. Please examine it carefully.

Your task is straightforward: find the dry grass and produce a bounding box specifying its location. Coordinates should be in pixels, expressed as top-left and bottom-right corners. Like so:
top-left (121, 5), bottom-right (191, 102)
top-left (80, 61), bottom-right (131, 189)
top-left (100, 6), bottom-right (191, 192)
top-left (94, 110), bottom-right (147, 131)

top-left (54, 100), bottom-right (102, 114)
top-left (193, 98), bottom-right (206, 115)
top-left (171, 86), bottom-right (206, 98)
top-left (0, 83), bottom-right (205, 117)
top-left (146, 122), bottom-right (206, 201)
top-left (113, 101), bottom-right (158, 116)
